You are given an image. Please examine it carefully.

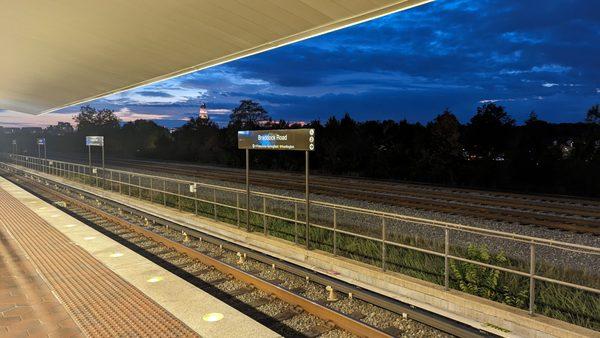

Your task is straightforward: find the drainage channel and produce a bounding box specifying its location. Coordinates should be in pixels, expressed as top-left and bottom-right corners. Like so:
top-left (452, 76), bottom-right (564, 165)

top-left (2, 168), bottom-right (492, 338)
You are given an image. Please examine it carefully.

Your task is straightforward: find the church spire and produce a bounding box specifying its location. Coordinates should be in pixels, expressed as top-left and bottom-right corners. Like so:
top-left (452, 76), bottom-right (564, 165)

top-left (199, 103), bottom-right (208, 119)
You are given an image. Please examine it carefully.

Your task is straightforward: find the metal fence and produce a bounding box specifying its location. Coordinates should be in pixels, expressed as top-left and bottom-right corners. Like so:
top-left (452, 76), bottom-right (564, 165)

top-left (3, 153), bottom-right (599, 317)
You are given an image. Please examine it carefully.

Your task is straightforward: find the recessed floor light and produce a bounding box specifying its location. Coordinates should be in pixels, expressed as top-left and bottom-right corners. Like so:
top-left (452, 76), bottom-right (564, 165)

top-left (202, 313), bottom-right (224, 322)
top-left (65, 224), bottom-right (77, 228)
top-left (147, 276), bottom-right (163, 283)
top-left (51, 214), bottom-right (60, 218)
top-left (83, 236), bottom-right (96, 241)
top-left (109, 252), bottom-right (124, 258)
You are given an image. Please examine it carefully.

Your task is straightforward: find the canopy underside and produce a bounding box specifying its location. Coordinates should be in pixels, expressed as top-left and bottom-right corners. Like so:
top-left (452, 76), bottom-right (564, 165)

top-left (0, 0), bottom-right (430, 115)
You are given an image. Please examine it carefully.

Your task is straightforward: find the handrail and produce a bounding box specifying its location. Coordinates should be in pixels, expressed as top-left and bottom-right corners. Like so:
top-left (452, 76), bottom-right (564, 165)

top-left (7, 153), bottom-right (598, 254)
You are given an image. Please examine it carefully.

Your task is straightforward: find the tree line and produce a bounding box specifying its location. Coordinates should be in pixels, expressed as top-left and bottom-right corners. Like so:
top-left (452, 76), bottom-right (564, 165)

top-left (2, 101), bottom-right (599, 197)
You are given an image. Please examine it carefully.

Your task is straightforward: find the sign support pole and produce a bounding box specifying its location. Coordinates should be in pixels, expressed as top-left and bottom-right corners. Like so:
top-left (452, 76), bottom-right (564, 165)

top-left (38, 144), bottom-right (41, 158)
top-left (101, 144), bottom-right (105, 188)
top-left (88, 145), bottom-right (92, 173)
top-left (246, 149), bottom-right (250, 232)
top-left (305, 150), bottom-right (310, 249)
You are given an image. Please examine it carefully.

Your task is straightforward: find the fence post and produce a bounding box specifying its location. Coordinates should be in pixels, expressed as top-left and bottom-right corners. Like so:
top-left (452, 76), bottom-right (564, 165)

top-left (138, 176), bottom-right (141, 199)
top-left (529, 242), bottom-right (536, 316)
top-left (236, 193), bottom-right (240, 228)
top-left (163, 180), bottom-right (167, 206)
top-left (332, 209), bottom-right (338, 256)
top-left (263, 196), bottom-right (267, 235)
top-left (445, 228), bottom-right (449, 291)
top-left (294, 202), bottom-right (298, 244)
top-left (128, 173), bottom-right (131, 196)
top-left (213, 188), bottom-right (217, 220)
top-left (178, 183), bottom-right (182, 211)
top-left (381, 216), bottom-right (386, 271)
top-left (194, 187), bottom-right (198, 215)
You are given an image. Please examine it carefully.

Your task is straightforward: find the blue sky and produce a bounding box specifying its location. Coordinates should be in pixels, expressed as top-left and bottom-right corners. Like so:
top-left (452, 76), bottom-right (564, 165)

top-left (2, 0), bottom-right (599, 128)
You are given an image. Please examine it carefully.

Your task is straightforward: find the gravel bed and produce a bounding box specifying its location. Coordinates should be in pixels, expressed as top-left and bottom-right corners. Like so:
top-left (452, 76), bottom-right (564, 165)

top-left (331, 298), bottom-right (450, 338)
top-left (282, 312), bottom-right (327, 334)
top-left (182, 262), bottom-right (208, 274)
top-left (170, 256), bottom-right (194, 266)
top-left (215, 279), bottom-right (247, 293)
top-left (236, 289), bottom-right (270, 303)
top-left (195, 269), bottom-right (226, 282)
top-left (320, 329), bottom-right (359, 338)
top-left (256, 299), bottom-right (290, 317)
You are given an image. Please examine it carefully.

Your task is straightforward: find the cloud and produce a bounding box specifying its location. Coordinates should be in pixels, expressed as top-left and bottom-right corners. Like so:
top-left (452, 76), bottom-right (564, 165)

top-left (115, 107), bottom-right (185, 122)
top-left (0, 110), bottom-right (76, 128)
top-left (137, 91), bottom-right (174, 98)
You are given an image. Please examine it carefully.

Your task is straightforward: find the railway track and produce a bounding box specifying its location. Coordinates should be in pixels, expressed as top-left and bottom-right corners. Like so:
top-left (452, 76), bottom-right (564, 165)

top-left (85, 157), bottom-right (600, 235)
top-left (3, 169), bottom-right (489, 338)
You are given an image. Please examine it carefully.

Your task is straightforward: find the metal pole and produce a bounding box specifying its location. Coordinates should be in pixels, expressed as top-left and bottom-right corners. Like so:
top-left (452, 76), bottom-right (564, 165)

top-left (44, 144), bottom-right (47, 160)
top-left (236, 193), bottom-right (240, 228)
top-left (101, 144), bottom-right (105, 189)
top-left (263, 196), bottom-right (267, 235)
top-left (163, 180), bottom-right (167, 206)
top-left (213, 188), bottom-right (217, 219)
top-left (88, 145), bottom-right (92, 174)
top-left (529, 242), bottom-right (536, 315)
top-left (445, 228), bottom-right (450, 291)
top-left (194, 188), bottom-right (198, 215)
top-left (333, 209), bottom-right (337, 256)
top-left (382, 216), bottom-right (386, 271)
top-left (294, 203), bottom-right (298, 244)
top-left (305, 150), bottom-right (310, 249)
top-left (246, 149), bottom-right (250, 232)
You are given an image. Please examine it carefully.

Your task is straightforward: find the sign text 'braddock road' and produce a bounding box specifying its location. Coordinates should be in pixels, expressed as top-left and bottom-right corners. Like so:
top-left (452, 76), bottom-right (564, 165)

top-left (85, 136), bottom-right (104, 146)
top-left (238, 129), bottom-right (315, 151)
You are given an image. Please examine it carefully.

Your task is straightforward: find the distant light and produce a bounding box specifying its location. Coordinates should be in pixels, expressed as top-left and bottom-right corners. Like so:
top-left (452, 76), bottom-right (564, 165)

top-left (147, 276), bottom-right (163, 283)
top-left (83, 236), bottom-right (96, 241)
top-left (202, 313), bottom-right (224, 322)
top-left (109, 252), bottom-right (124, 258)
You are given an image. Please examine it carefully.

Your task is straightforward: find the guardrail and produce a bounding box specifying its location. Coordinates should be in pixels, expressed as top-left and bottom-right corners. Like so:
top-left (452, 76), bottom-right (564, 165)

top-left (2, 153), bottom-right (599, 319)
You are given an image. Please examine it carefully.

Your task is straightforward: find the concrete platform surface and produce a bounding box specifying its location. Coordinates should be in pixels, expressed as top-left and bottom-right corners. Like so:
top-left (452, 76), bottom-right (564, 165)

top-left (0, 176), bottom-right (279, 338)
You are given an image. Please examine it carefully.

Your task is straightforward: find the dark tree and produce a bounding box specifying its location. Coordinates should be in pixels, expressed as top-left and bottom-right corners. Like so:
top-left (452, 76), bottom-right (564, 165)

top-left (228, 100), bottom-right (270, 129)
top-left (425, 109), bottom-right (463, 183)
top-left (585, 104), bottom-right (600, 123)
top-left (466, 103), bottom-right (515, 160)
top-left (73, 105), bottom-right (120, 133)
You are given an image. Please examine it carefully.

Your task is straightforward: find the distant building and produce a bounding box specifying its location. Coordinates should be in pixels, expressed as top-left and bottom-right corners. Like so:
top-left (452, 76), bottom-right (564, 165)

top-left (199, 103), bottom-right (208, 119)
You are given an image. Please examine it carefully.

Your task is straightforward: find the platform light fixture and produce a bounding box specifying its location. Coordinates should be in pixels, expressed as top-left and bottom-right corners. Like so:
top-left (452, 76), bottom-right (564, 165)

top-left (202, 313), bottom-right (224, 322)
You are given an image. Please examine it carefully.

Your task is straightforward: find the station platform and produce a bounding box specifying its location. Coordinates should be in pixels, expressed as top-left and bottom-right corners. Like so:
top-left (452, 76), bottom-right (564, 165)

top-left (0, 176), bottom-right (279, 338)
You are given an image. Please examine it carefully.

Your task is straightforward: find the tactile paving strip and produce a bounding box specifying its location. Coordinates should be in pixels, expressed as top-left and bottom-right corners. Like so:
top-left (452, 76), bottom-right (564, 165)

top-left (0, 187), bottom-right (200, 337)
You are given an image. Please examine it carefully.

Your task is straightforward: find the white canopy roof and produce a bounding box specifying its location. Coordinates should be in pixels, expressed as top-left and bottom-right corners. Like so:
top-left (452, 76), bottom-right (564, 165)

top-left (0, 0), bottom-right (430, 115)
